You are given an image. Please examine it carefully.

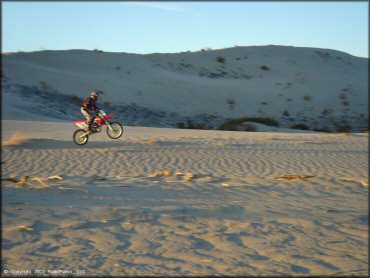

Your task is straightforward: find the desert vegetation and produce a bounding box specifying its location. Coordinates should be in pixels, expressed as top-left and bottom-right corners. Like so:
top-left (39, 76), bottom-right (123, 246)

top-left (236, 122), bottom-right (257, 131)
top-left (176, 119), bottom-right (213, 130)
top-left (283, 110), bottom-right (290, 116)
top-left (314, 50), bottom-right (331, 60)
top-left (226, 98), bottom-right (235, 110)
top-left (290, 123), bottom-right (310, 130)
top-left (312, 127), bottom-right (331, 133)
top-left (303, 94), bottom-right (312, 101)
top-left (69, 95), bottom-right (84, 106)
top-left (338, 92), bottom-right (350, 106)
top-left (39, 81), bottom-right (51, 92)
top-left (217, 56), bottom-right (226, 63)
top-left (321, 108), bottom-right (333, 116)
top-left (335, 124), bottom-right (353, 133)
top-left (219, 116), bottom-right (279, 131)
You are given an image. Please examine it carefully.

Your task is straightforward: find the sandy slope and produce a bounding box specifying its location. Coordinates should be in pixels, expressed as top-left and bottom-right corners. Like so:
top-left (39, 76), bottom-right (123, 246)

top-left (1, 120), bottom-right (368, 276)
top-left (3, 46), bottom-right (368, 128)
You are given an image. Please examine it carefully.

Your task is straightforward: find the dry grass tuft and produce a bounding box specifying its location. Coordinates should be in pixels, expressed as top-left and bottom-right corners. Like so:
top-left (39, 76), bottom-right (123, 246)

top-left (148, 171), bottom-right (172, 177)
top-left (275, 175), bottom-right (314, 181)
top-left (2, 175), bottom-right (64, 188)
top-left (19, 225), bottom-right (34, 231)
top-left (183, 173), bottom-right (195, 181)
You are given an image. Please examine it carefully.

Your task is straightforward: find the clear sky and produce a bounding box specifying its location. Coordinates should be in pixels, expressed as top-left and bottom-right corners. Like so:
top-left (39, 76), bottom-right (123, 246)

top-left (2, 1), bottom-right (369, 57)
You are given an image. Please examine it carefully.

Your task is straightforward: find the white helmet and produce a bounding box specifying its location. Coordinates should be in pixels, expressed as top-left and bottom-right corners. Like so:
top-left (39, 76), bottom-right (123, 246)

top-left (91, 91), bottom-right (99, 100)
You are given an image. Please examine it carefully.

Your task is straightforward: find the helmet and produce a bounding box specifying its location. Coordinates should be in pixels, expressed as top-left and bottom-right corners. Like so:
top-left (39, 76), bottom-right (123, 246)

top-left (91, 91), bottom-right (99, 100)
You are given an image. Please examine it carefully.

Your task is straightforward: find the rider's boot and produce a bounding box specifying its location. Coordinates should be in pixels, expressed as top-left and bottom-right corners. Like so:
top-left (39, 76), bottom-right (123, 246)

top-left (87, 117), bottom-right (94, 133)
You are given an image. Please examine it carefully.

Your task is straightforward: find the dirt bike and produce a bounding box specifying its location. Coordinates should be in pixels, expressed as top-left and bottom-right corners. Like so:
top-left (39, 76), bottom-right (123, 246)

top-left (72, 110), bottom-right (123, 145)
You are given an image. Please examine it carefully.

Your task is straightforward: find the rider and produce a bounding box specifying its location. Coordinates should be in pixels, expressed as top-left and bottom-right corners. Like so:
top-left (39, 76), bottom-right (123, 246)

top-left (81, 91), bottom-right (100, 132)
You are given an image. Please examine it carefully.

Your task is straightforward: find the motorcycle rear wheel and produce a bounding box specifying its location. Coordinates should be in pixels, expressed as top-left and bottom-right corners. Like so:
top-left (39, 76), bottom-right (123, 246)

top-left (73, 129), bottom-right (89, 145)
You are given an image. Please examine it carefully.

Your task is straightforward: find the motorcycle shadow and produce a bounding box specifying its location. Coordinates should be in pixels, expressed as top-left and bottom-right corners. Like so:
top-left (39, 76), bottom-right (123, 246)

top-left (5, 138), bottom-right (124, 150)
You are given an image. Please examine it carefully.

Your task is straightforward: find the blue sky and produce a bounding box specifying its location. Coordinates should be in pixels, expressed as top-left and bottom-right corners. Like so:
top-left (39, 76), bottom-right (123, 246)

top-left (2, 1), bottom-right (369, 57)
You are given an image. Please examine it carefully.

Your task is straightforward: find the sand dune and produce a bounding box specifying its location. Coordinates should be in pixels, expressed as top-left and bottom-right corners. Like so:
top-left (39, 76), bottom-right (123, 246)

top-left (2, 120), bottom-right (368, 276)
top-left (3, 45), bottom-right (368, 131)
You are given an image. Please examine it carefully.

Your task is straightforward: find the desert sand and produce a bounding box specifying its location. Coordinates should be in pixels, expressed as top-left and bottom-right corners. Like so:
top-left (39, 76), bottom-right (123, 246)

top-left (1, 119), bottom-right (368, 276)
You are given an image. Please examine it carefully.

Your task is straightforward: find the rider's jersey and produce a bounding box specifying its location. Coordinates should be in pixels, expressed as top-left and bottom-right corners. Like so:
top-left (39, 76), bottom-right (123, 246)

top-left (82, 97), bottom-right (98, 112)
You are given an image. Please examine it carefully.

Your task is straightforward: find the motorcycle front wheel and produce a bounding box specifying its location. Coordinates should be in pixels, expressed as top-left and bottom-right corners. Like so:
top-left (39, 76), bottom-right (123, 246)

top-left (73, 129), bottom-right (89, 145)
top-left (107, 122), bottom-right (123, 139)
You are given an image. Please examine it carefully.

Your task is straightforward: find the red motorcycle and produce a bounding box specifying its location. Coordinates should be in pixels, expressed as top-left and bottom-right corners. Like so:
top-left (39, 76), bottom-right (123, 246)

top-left (72, 110), bottom-right (123, 145)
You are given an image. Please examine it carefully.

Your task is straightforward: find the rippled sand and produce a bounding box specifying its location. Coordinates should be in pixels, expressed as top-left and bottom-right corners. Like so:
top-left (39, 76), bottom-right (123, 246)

top-left (2, 120), bottom-right (368, 276)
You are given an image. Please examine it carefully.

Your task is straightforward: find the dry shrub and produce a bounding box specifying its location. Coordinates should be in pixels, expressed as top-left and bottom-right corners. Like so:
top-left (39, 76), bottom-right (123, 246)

top-left (219, 116), bottom-right (279, 130)
top-left (237, 122), bottom-right (257, 132)
top-left (148, 171), bottom-right (172, 177)
top-left (217, 56), bottom-right (225, 63)
top-left (275, 175), bottom-right (314, 181)
top-left (291, 123), bottom-right (310, 130)
top-left (336, 124), bottom-right (353, 133)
